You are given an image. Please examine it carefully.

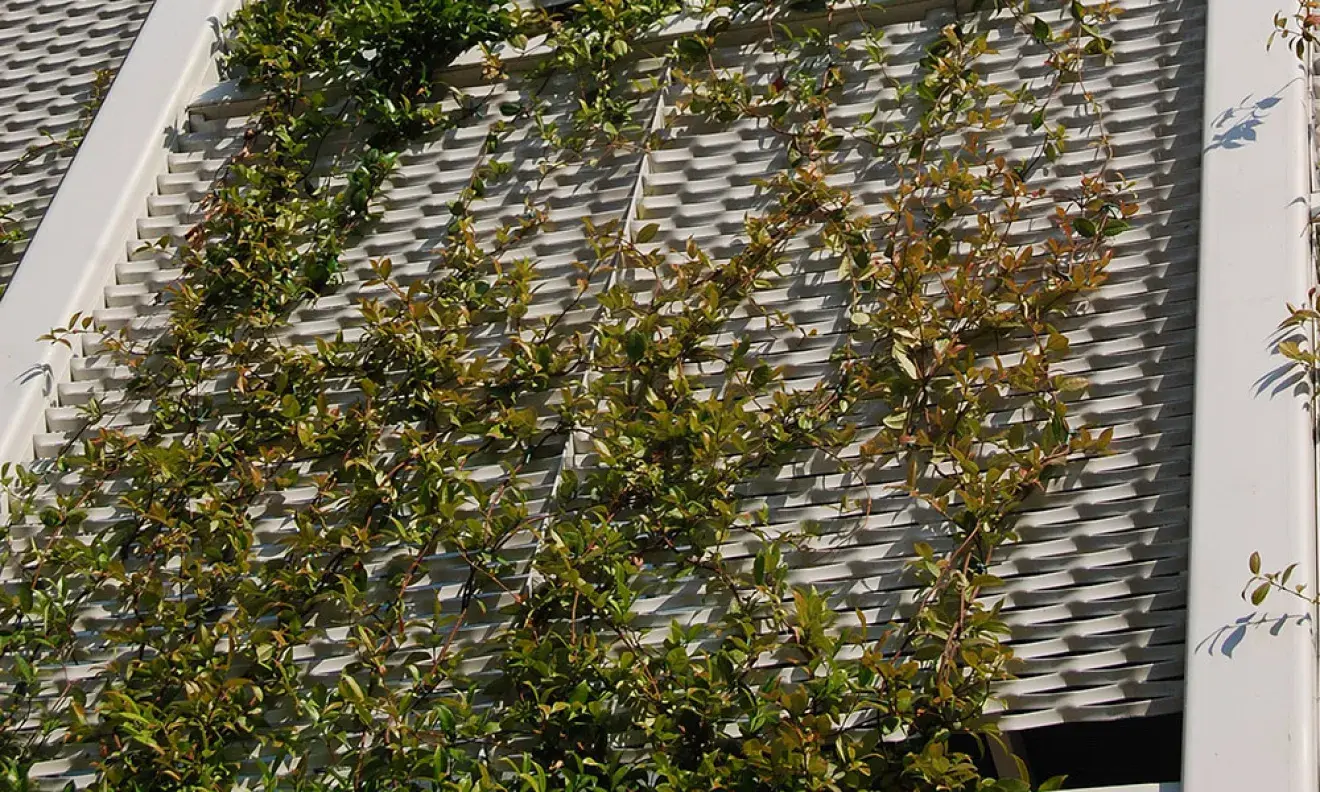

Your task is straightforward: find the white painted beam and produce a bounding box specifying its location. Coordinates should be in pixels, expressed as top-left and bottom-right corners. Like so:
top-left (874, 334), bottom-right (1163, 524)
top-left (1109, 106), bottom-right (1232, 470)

top-left (1069, 786), bottom-right (1178, 792)
top-left (0, 0), bottom-right (239, 468)
top-left (1184, 1), bottom-right (1318, 790)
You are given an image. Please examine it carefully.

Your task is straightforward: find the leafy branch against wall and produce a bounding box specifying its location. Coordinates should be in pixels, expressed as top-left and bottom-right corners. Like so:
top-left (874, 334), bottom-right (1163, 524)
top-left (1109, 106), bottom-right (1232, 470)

top-left (0, 1), bottom-right (1130, 790)
top-left (1272, 0), bottom-right (1320, 54)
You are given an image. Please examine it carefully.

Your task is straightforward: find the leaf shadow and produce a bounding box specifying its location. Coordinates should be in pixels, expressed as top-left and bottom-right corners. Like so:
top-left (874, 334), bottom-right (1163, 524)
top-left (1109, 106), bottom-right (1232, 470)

top-left (1194, 610), bottom-right (1312, 658)
top-left (1205, 92), bottom-right (1283, 153)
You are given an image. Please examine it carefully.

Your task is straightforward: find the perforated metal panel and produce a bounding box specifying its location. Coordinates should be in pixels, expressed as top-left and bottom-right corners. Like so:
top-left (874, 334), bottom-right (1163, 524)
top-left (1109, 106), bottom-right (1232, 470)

top-left (8, 2), bottom-right (1202, 782)
top-left (624, 0), bottom-right (1200, 729)
top-left (0, 0), bottom-right (155, 290)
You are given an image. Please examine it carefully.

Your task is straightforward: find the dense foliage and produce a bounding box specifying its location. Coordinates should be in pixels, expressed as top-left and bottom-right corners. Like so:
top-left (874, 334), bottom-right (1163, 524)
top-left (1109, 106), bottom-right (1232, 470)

top-left (0, 1), bottom-right (1131, 790)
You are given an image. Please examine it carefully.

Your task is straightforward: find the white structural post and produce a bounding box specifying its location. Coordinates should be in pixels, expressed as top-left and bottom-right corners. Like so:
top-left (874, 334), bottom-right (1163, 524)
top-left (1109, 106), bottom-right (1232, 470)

top-left (0, 0), bottom-right (240, 467)
top-left (1184, 0), bottom-right (1318, 789)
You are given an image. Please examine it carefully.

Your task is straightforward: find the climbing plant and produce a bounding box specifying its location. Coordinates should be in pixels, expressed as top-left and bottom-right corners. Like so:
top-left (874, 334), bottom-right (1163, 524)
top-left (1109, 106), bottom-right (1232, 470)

top-left (0, 1), bottom-right (1131, 790)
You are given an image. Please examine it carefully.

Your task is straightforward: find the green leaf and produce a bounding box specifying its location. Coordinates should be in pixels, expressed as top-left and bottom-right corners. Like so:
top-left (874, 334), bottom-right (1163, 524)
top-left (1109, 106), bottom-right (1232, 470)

top-left (635, 223), bottom-right (659, 244)
top-left (1282, 562), bottom-right (1299, 586)
top-left (1251, 582), bottom-right (1271, 606)
top-left (625, 331), bottom-right (647, 362)
top-left (1249, 551), bottom-right (1262, 575)
top-left (1278, 340), bottom-right (1307, 361)
top-left (1084, 36), bottom-right (1114, 57)
top-left (892, 343), bottom-right (918, 379)
top-left (1031, 17), bottom-right (1052, 44)
top-left (340, 675), bottom-right (365, 703)
top-left (705, 16), bottom-right (731, 35)
top-left (1101, 219), bottom-right (1130, 237)
top-left (1073, 217), bottom-right (1097, 238)
top-left (1055, 375), bottom-right (1089, 393)
top-left (882, 410), bottom-right (908, 429)
top-left (676, 37), bottom-right (708, 60)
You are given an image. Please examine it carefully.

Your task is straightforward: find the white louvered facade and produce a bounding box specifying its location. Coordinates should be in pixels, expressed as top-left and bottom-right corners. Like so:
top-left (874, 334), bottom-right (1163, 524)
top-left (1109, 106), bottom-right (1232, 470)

top-left (0, 0), bottom-right (155, 289)
top-left (6, 0), bottom-right (1315, 788)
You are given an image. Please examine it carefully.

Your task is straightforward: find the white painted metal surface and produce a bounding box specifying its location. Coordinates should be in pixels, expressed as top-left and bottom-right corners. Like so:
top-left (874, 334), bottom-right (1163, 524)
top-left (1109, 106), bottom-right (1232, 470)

top-left (1071, 785), bottom-right (1179, 792)
top-left (0, 0), bottom-right (240, 469)
top-left (1183, 0), bottom-right (1318, 790)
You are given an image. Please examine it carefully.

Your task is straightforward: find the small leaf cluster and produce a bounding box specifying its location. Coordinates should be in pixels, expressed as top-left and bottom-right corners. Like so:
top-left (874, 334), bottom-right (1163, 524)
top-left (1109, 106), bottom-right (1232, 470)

top-left (1271, 0), bottom-right (1320, 57)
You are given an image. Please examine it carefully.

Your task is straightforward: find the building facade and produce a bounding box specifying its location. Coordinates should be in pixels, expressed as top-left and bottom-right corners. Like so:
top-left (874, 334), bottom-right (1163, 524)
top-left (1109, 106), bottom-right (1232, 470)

top-left (0, 0), bottom-right (1312, 789)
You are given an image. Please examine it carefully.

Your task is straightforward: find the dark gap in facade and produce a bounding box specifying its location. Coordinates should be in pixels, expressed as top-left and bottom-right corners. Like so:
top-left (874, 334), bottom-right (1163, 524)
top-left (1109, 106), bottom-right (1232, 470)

top-left (1014, 712), bottom-right (1183, 788)
top-left (948, 732), bottom-right (1002, 779)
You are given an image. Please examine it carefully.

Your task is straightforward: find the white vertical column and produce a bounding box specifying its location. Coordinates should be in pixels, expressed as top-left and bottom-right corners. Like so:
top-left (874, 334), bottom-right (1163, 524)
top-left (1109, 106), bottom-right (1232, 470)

top-left (1184, 1), bottom-right (1318, 790)
top-left (0, 0), bottom-right (241, 466)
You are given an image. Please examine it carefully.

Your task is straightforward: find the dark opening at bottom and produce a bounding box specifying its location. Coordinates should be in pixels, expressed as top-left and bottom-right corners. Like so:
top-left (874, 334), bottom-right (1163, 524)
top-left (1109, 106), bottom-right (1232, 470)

top-left (1015, 712), bottom-right (1182, 788)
